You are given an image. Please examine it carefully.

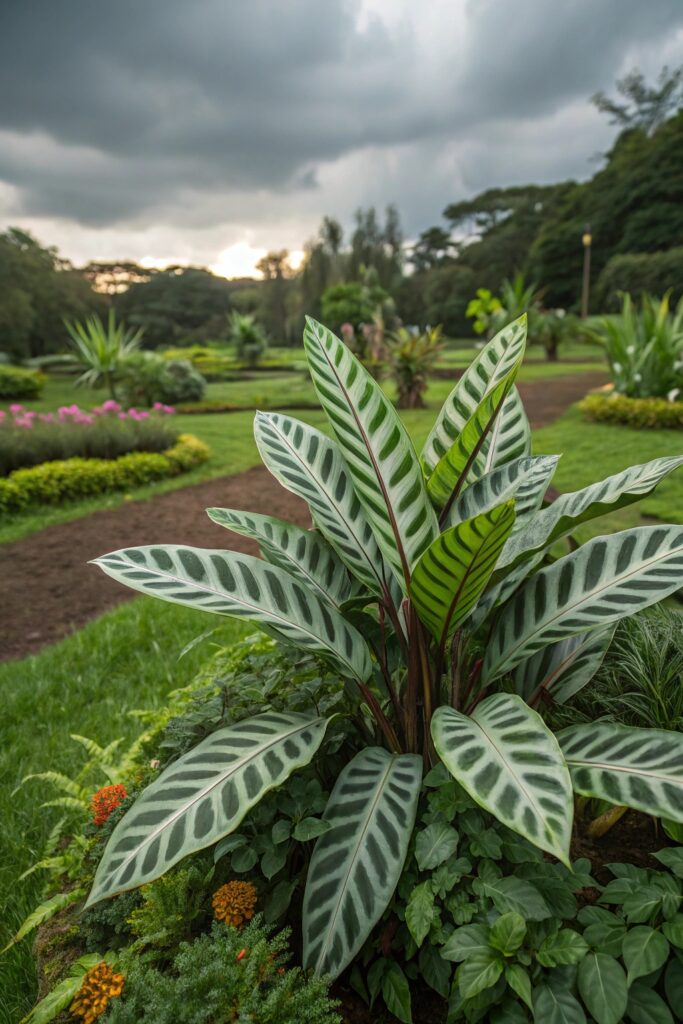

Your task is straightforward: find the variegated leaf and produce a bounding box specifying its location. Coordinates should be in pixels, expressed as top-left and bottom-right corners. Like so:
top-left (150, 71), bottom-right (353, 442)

top-left (498, 455), bottom-right (683, 572)
top-left (303, 316), bottom-right (438, 587)
top-left (421, 316), bottom-right (527, 473)
top-left (427, 369), bottom-right (519, 516)
top-left (511, 625), bottom-right (616, 704)
top-left (87, 711), bottom-right (328, 906)
top-left (206, 507), bottom-right (355, 608)
top-left (484, 525), bottom-right (683, 682)
top-left (302, 747), bottom-right (422, 978)
top-left (480, 387), bottom-right (532, 475)
top-left (559, 722), bottom-right (683, 822)
top-left (432, 696), bottom-right (573, 864)
top-left (443, 455), bottom-right (559, 531)
top-left (410, 501), bottom-right (516, 645)
top-left (254, 412), bottom-right (390, 596)
top-left (93, 545), bottom-right (372, 681)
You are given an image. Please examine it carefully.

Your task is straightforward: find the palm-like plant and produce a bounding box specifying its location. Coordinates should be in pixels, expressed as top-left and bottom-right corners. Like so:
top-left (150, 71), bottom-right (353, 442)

top-left (228, 311), bottom-right (268, 368)
top-left (589, 291), bottom-right (683, 398)
top-left (65, 310), bottom-right (143, 399)
top-left (387, 325), bottom-right (444, 409)
top-left (86, 315), bottom-right (683, 981)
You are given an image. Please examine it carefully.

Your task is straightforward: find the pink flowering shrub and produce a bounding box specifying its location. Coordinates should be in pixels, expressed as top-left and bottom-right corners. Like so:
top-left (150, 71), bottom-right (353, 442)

top-left (0, 402), bottom-right (178, 476)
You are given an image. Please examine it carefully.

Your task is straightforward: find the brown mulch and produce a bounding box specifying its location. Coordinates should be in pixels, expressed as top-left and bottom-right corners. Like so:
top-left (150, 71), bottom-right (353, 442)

top-left (0, 372), bottom-right (606, 662)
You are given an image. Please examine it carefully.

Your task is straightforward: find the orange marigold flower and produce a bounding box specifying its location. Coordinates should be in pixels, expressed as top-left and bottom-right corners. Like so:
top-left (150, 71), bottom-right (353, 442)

top-left (212, 880), bottom-right (257, 927)
top-left (91, 784), bottom-right (127, 826)
top-left (70, 962), bottom-right (124, 1024)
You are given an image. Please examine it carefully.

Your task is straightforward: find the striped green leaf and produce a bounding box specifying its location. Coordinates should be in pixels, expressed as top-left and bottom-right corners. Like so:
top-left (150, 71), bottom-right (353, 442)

top-left (254, 412), bottom-right (390, 596)
top-left (410, 501), bottom-right (516, 645)
top-left (443, 455), bottom-right (558, 530)
top-left (559, 722), bottom-right (683, 823)
top-left (480, 387), bottom-right (532, 475)
top-left (511, 625), bottom-right (616, 704)
top-left (427, 369), bottom-right (519, 515)
top-left (302, 746), bottom-right (422, 978)
top-left (432, 695), bottom-right (573, 864)
top-left (206, 508), bottom-right (354, 608)
top-left (484, 525), bottom-right (683, 682)
top-left (87, 711), bottom-right (328, 906)
top-left (422, 315), bottom-right (527, 473)
top-left (498, 455), bottom-right (683, 572)
top-left (93, 544), bottom-right (372, 681)
top-left (303, 316), bottom-right (438, 587)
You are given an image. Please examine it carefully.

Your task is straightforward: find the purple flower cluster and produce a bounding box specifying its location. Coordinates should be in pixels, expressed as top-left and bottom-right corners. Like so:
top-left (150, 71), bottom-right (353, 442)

top-left (0, 400), bottom-right (175, 429)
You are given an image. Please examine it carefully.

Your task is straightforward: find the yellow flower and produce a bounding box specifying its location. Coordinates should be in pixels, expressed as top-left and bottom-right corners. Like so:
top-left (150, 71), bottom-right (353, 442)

top-left (70, 962), bottom-right (124, 1023)
top-left (212, 880), bottom-right (257, 927)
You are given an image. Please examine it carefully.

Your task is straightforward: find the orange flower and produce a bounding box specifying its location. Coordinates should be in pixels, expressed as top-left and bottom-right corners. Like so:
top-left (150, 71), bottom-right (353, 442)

top-left (91, 784), bottom-right (127, 826)
top-left (212, 880), bottom-right (257, 927)
top-left (70, 962), bottom-right (124, 1023)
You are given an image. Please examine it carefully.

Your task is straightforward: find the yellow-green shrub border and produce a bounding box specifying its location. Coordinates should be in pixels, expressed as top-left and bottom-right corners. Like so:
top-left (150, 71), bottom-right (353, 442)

top-left (0, 433), bottom-right (209, 514)
top-left (579, 392), bottom-right (683, 430)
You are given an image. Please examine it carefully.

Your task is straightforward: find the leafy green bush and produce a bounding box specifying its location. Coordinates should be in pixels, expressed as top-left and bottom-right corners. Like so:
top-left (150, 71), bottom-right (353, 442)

top-left (0, 365), bottom-right (46, 399)
top-left (0, 433), bottom-right (208, 512)
top-left (588, 292), bottom-right (683, 398)
top-left (104, 919), bottom-right (340, 1024)
top-left (597, 247), bottom-right (683, 309)
top-left (387, 326), bottom-right (444, 409)
top-left (579, 391), bottom-right (683, 428)
top-left (67, 316), bottom-right (683, 997)
top-left (0, 411), bottom-right (177, 475)
top-left (118, 352), bottom-right (206, 406)
top-left (228, 312), bottom-right (269, 368)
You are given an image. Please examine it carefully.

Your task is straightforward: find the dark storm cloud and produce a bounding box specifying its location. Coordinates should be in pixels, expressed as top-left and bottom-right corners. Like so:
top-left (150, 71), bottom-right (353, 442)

top-left (0, 0), bottom-right (682, 231)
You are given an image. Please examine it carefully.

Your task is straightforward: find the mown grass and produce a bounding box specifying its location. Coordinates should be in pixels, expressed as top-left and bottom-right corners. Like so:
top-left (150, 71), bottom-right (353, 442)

top-left (0, 601), bottom-right (250, 1023)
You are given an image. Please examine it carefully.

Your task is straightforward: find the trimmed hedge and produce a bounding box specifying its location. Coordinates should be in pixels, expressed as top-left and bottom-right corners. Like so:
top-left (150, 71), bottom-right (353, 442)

top-left (579, 391), bottom-right (683, 429)
top-left (0, 366), bottom-right (47, 400)
top-left (0, 433), bottom-right (209, 513)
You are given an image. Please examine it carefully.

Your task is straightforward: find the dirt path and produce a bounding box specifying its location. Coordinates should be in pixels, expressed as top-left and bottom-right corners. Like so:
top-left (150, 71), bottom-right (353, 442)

top-left (0, 372), bottom-right (605, 661)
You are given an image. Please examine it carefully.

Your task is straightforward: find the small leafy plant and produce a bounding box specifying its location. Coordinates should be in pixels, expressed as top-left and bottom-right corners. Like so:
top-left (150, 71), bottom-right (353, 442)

top-left (228, 311), bottom-right (269, 368)
top-left (86, 314), bottom-right (683, 990)
top-left (387, 325), bottom-right (444, 409)
top-left (65, 310), bottom-right (143, 399)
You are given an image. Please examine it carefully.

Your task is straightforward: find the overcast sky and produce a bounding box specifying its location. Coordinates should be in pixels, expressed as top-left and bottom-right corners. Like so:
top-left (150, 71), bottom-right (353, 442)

top-left (1, 0), bottom-right (682, 277)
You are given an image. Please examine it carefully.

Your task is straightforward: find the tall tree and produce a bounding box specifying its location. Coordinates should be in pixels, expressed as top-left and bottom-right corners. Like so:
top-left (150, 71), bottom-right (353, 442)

top-left (256, 250), bottom-right (295, 344)
top-left (592, 65), bottom-right (683, 136)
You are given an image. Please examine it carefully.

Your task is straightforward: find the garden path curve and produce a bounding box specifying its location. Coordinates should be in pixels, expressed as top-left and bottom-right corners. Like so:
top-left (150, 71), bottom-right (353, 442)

top-left (0, 372), bottom-right (606, 661)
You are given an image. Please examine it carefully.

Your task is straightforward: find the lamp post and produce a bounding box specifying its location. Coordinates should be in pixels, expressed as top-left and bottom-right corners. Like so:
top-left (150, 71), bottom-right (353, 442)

top-left (581, 224), bottom-right (592, 319)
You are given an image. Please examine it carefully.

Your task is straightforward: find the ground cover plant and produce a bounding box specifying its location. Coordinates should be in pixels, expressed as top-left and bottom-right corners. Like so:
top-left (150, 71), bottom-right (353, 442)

top-left (67, 314), bottom-right (683, 1019)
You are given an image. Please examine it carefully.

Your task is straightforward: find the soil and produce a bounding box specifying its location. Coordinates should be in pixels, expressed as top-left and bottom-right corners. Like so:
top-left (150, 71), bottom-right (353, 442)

top-left (0, 372), bottom-right (606, 662)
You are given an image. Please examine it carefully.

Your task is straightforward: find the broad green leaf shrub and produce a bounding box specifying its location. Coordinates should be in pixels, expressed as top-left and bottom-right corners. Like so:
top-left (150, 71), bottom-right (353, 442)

top-left (0, 365), bottom-right (46, 399)
top-left (580, 391), bottom-right (683, 429)
top-left (0, 433), bottom-right (208, 512)
top-left (0, 408), bottom-right (178, 475)
top-left (104, 919), bottom-right (340, 1024)
top-left (65, 314), bottom-right (683, 991)
top-left (118, 353), bottom-right (206, 407)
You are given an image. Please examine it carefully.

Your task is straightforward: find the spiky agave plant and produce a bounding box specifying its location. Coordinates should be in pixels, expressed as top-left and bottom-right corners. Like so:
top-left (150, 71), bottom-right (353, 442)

top-left (85, 315), bottom-right (683, 980)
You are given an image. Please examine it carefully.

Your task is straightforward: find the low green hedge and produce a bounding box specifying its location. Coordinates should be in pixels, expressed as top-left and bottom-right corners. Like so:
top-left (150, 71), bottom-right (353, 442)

top-left (579, 391), bottom-right (683, 429)
top-left (0, 365), bottom-right (47, 399)
top-left (0, 433), bottom-right (209, 513)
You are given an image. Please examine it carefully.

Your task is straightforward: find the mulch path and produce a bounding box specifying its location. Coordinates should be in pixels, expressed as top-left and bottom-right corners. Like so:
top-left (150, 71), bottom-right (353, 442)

top-left (0, 372), bottom-right (606, 662)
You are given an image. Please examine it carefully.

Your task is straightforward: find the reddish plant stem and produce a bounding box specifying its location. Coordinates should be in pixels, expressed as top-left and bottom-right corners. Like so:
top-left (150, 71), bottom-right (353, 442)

top-left (357, 682), bottom-right (402, 754)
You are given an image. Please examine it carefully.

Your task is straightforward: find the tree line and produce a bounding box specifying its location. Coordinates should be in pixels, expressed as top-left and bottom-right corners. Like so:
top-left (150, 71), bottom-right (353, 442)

top-left (1, 66), bottom-right (682, 360)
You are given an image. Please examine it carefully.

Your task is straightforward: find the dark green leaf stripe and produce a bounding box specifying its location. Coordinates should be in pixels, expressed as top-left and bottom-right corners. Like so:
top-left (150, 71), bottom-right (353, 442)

top-left (253, 411), bottom-right (390, 596)
top-left (87, 711), bottom-right (328, 905)
top-left (498, 455), bottom-right (683, 572)
top-left (421, 316), bottom-right (527, 472)
top-left (444, 455), bottom-right (558, 531)
top-left (206, 508), bottom-right (354, 608)
top-left (484, 524), bottom-right (683, 681)
top-left (511, 625), bottom-right (616, 703)
top-left (480, 387), bottom-right (532, 475)
top-left (559, 722), bottom-right (683, 823)
top-left (410, 501), bottom-right (516, 644)
top-left (302, 747), bottom-right (422, 978)
top-left (427, 370), bottom-right (518, 514)
top-left (303, 316), bottom-right (437, 587)
top-left (93, 544), bottom-right (372, 681)
top-left (432, 695), bottom-right (573, 863)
